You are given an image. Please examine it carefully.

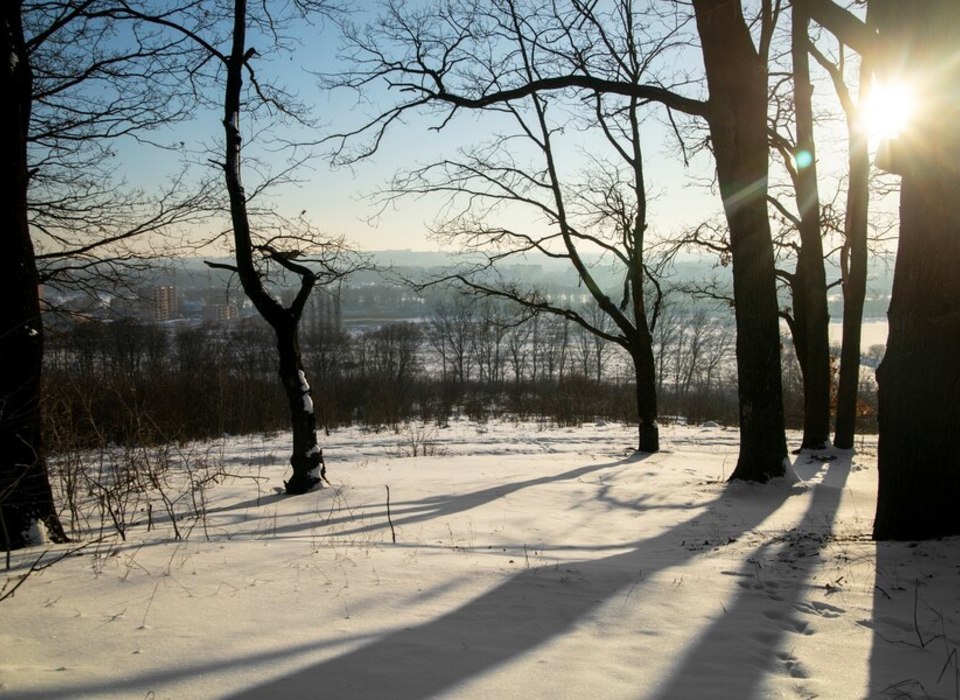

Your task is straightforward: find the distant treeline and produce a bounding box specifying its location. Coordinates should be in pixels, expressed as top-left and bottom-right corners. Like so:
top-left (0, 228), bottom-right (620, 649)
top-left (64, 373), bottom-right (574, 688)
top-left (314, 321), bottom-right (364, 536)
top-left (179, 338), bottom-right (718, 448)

top-left (43, 296), bottom-right (877, 450)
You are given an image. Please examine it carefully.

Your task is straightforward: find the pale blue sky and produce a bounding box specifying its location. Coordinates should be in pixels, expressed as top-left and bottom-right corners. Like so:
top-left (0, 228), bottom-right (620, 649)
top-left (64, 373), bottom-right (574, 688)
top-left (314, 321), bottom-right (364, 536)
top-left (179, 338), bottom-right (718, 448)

top-left (110, 2), bottom-right (895, 258)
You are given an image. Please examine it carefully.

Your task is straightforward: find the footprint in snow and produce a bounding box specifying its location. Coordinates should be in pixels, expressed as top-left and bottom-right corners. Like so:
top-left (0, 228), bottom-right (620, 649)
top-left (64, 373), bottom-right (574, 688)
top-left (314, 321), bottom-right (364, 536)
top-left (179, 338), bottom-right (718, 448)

top-left (776, 650), bottom-right (811, 679)
top-left (762, 608), bottom-right (815, 636)
top-left (794, 600), bottom-right (845, 618)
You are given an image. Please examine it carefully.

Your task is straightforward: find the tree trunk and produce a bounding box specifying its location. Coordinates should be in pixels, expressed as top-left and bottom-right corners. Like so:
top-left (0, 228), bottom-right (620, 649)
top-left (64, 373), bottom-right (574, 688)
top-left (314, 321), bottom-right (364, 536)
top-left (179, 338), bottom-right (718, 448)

top-left (693, 0), bottom-right (787, 481)
top-left (275, 320), bottom-right (324, 494)
top-left (625, 253), bottom-right (659, 454)
top-left (1, 1), bottom-right (67, 550)
top-left (833, 58), bottom-right (870, 450)
top-left (222, 0), bottom-right (323, 495)
top-left (631, 339), bottom-right (659, 453)
top-left (791, 7), bottom-right (832, 450)
top-left (873, 1), bottom-right (960, 540)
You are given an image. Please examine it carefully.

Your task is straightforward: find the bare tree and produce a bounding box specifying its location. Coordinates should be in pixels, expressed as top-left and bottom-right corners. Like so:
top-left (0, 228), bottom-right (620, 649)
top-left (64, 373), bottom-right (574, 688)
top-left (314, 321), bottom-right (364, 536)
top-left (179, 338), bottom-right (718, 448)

top-left (329, 0), bottom-right (792, 471)
top-left (332, 0), bottom-right (706, 451)
top-left (505, 312), bottom-right (534, 390)
top-left (3, 0), bottom-right (210, 549)
top-left (765, 5), bottom-right (832, 450)
top-left (805, 0), bottom-right (960, 540)
top-left (208, 0), bottom-right (354, 493)
top-left (1, 2), bottom-right (66, 550)
top-left (102, 0), bottom-right (360, 494)
top-left (27, 0), bottom-right (220, 306)
top-left (571, 302), bottom-right (614, 384)
top-left (689, 0), bottom-right (788, 479)
top-left (803, 13), bottom-right (872, 451)
top-left (428, 293), bottom-right (478, 386)
top-left (362, 321), bottom-right (424, 423)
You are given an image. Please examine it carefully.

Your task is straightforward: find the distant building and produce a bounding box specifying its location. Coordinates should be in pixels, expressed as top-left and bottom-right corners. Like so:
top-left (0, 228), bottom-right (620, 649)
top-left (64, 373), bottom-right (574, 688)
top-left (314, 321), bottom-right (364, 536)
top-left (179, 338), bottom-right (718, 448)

top-left (305, 289), bottom-right (342, 332)
top-left (153, 285), bottom-right (177, 322)
top-left (203, 302), bottom-right (239, 323)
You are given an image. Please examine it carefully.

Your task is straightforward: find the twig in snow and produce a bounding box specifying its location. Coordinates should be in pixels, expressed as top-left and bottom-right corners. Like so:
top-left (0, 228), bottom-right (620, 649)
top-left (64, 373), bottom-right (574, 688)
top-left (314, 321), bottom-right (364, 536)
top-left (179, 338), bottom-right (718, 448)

top-left (385, 485), bottom-right (396, 543)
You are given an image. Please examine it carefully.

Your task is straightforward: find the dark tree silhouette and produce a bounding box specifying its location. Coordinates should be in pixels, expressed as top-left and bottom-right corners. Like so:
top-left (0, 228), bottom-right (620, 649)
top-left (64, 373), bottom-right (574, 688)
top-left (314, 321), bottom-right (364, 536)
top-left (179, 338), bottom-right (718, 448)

top-left (331, 0), bottom-right (789, 468)
top-left (691, 0), bottom-right (787, 480)
top-left (805, 0), bottom-right (960, 539)
top-left (1, 1), bottom-right (66, 550)
top-left (3, 0), bottom-right (216, 550)
top-left (113, 0), bottom-right (357, 494)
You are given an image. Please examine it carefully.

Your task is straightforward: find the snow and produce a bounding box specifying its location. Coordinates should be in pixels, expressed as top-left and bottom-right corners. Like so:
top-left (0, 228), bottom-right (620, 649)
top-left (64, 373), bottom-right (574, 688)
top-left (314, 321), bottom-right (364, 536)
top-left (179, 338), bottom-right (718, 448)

top-left (297, 369), bottom-right (314, 414)
top-left (3, 421), bottom-right (959, 699)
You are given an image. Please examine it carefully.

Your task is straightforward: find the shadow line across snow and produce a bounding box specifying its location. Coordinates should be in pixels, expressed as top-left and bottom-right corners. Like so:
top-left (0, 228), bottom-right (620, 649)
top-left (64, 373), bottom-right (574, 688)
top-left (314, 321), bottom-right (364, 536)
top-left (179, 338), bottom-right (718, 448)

top-left (14, 449), bottom-right (857, 699)
top-left (224, 456), bottom-right (849, 699)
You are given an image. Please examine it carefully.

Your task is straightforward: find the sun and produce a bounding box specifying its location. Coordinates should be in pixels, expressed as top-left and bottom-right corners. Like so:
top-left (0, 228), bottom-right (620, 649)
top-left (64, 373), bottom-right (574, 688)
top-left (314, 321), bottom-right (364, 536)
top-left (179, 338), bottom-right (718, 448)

top-left (860, 82), bottom-right (917, 140)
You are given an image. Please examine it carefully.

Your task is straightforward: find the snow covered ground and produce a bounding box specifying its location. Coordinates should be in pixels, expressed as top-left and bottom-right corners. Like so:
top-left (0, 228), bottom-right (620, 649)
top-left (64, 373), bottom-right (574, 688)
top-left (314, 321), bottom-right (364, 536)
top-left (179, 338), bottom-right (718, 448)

top-left (2, 420), bottom-right (959, 699)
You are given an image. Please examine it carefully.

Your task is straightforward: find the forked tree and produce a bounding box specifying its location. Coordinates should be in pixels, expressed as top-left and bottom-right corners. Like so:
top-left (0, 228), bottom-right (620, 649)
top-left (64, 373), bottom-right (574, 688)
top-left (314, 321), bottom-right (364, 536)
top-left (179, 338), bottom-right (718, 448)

top-left (116, 0), bottom-right (356, 494)
top-left (88, 0), bottom-right (352, 494)
top-left (378, 1), bottom-right (674, 452)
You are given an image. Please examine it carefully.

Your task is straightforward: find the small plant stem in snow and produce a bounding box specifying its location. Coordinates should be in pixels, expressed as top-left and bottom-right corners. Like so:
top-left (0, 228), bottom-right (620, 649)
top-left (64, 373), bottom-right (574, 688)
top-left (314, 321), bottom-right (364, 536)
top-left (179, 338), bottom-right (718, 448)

top-left (385, 486), bottom-right (396, 543)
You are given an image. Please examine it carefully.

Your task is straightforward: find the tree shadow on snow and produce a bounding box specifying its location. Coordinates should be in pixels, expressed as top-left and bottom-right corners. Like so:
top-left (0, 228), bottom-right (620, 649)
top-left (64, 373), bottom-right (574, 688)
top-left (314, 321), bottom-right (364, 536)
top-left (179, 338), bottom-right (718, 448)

top-left (243, 453), bottom-right (648, 542)
top-left (649, 452), bottom-right (851, 698)
top-left (14, 451), bottom-right (856, 699)
top-left (866, 525), bottom-right (960, 697)
top-left (221, 456), bottom-right (838, 699)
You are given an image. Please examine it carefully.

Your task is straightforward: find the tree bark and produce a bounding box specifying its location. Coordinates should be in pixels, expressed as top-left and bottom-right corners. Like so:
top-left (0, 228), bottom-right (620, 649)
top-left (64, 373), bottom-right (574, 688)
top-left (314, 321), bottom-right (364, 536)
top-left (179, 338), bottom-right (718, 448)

top-left (790, 7), bottom-right (832, 450)
top-left (693, 0), bottom-right (787, 481)
top-left (628, 226), bottom-right (658, 454)
top-left (1, 1), bottom-right (67, 551)
top-left (873, 1), bottom-right (960, 540)
top-left (221, 0), bottom-right (323, 495)
top-left (631, 344), bottom-right (660, 453)
top-left (833, 55), bottom-right (870, 450)
top-left (1, 5), bottom-right (68, 551)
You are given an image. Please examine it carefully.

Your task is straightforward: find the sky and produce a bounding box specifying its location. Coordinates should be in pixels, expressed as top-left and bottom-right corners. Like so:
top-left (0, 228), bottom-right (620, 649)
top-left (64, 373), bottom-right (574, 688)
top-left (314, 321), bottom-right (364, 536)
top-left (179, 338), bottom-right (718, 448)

top-left (106, 4), bottom-right (721, 254)
top-left (107, 1), bottom-right (896, 257)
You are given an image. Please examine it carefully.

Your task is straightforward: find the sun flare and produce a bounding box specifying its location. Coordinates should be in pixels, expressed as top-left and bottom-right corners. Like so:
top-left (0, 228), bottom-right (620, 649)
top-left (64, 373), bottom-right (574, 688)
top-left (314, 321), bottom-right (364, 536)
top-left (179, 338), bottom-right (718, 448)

top-left (861, 82), bottom-right (917, 140)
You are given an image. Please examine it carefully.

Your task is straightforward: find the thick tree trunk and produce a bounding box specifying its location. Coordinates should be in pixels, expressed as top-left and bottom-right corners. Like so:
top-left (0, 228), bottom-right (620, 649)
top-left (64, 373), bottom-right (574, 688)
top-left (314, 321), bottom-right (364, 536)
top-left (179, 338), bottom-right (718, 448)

top-left (791, 8), bottom-right (832, 450)
top-left (631, 340), bottom-right (659, 453)
top-left (1, 2), bottom-right (67, 551)
top-left (873, 1), bottom-right (960, 540)
top-left (833, 60), bottom-right (870, 450)
top-left (222, 0), bottom-right (323, 495)
top-left (693, 0), bottom-right (787, 481)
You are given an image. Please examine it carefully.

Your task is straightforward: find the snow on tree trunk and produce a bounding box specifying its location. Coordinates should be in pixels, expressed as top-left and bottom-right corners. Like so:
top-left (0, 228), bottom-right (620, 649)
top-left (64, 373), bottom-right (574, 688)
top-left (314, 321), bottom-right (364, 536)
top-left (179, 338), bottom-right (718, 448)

top-left (1, 3), bottom-right (67, 551)
top-left (220, 0), bottom-right (324, 496)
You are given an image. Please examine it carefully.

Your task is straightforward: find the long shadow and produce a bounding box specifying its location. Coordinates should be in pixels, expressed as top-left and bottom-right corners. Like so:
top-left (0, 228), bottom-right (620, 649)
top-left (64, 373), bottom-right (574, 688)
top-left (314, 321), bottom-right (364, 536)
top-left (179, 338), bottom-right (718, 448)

top-left (650, 453), bottom-right (851, 698)
top-left (235, 454), bottom-right (645, 542)
top-left (7, 632), bottom-right (388, 700)
top-left (866, 539), bottom-right (904, 699)
top-left (15, 453), bottom-right (809, 699)
top-left (223, 472), bottom-right (799, 698)
top-left (867, 529), bottom-right (960, 697)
